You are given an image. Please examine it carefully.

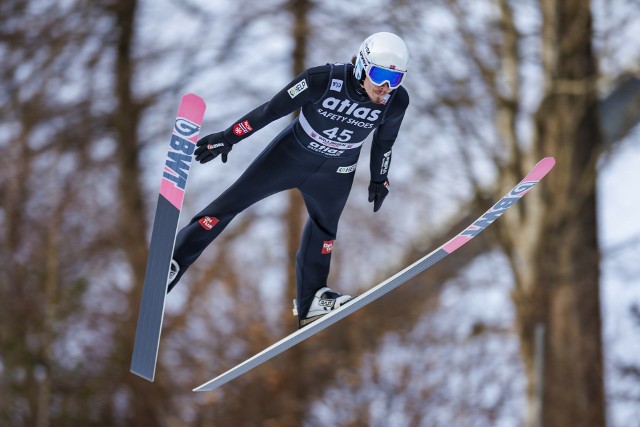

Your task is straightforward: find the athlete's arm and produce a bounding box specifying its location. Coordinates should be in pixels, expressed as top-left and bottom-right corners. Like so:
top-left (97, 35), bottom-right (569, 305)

top-left (222, 65), bottom-right (331, 144)
top-left (369, 86), bottom-right (410, 182)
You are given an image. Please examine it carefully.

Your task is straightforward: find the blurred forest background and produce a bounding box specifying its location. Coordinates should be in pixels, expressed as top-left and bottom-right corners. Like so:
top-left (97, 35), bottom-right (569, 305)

top-left (2, 0), bottom-right (640, 426)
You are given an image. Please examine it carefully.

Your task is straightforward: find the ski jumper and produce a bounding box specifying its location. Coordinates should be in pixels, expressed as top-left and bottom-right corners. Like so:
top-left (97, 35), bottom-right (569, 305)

top-left (172, 63), bottom-right (409, 319)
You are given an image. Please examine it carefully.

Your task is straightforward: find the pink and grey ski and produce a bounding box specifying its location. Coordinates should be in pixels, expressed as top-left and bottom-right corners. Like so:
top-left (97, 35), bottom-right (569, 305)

top-left (131, 94), bottom-right (206, 381)
top-left (193, 157), bottom-right (556, 392)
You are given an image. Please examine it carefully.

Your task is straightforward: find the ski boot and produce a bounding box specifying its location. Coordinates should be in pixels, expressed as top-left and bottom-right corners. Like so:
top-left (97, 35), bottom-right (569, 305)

top-left (292, 287), bottom-right (354, 328)
top-left (167, 259), bottom-right (180, 293)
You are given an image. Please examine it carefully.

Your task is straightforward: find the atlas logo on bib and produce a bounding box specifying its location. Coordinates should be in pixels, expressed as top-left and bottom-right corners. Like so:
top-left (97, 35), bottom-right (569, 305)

top-left (320, 97), bottom-right (381, 121)
top-left (308, 141), bottom-right (343, 157)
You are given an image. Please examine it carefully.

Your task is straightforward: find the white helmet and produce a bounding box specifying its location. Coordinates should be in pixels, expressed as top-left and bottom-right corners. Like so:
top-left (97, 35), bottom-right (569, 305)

top-left (354, 32), bottom-right (409, 88)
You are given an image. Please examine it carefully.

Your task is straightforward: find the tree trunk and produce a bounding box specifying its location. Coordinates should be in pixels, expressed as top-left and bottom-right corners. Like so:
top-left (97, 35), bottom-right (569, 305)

top-left (511, 1), bottom-right (606, 426)
top-left (285, 0), bottom-right (310, 321)
top-left (278, 1), bottom-right (314, 426)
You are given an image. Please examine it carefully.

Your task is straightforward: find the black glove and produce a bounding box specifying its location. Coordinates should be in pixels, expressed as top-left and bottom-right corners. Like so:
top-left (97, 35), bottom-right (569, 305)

top-left (368, 179), bottom-right (390, 212)
top-left (195, 132), bottom-right (233, 164)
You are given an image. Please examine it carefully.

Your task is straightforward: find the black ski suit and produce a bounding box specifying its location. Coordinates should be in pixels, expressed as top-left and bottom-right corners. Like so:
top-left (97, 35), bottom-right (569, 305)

top-left (172, 63), bottom-right (409, 319)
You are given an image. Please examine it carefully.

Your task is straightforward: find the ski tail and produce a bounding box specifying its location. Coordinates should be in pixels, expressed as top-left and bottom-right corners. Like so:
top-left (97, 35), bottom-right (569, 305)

top-left (130, 94), bottom-right (206, 381)
top-left (193, 157), bottom-right (555, 392)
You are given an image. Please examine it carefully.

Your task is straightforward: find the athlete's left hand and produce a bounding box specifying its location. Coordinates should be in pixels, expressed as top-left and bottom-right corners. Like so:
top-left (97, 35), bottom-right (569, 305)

top-left (368, 179), bottom-right (390, 212)
top-left (195, 132), bottom-right (233, 164)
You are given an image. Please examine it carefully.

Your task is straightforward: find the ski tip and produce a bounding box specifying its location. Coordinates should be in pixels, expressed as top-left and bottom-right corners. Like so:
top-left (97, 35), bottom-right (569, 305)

top-left (177, 93), bottom-right (207, 122)
top-left (538, 156), bottom-right (556, 174)
top-left (540, 156), bottom-right (556, 167)
top-left (525, 157), bottom-right (556, 181)
top-left (182, 93), bottom-right (206, 108)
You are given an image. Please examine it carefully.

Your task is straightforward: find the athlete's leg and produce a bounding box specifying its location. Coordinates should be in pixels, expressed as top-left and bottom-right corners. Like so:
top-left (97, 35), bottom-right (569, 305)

top-left (171, 129), bottom-right (312, 288)
top-left (295, 161), bottom-right (356, 318)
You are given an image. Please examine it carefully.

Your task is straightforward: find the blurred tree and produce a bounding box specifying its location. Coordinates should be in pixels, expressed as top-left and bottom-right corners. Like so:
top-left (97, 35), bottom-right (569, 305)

top-left (300, 0), bottom-right (635, 425)
top-left (515, 1), bottom-right (605, 425)
top-left (616, 304), bottom-right (640, 413)
top-left (376, 0), bottom-right (607, 425)
top-left (0, 0), bottom-right (118, 425)
top-left (417, 0), bottom-right (606, 426)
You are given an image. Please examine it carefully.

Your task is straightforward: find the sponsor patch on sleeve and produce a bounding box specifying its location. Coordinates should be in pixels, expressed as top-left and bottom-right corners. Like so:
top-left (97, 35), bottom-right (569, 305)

top-left (330, 79), bottom-right (343, 92)
top-left (287, 79), bottom-right (308, 98)
top-left (233, 120), bottom-right (253, 136)
top-left (380, 151), bottom-right (391, 175)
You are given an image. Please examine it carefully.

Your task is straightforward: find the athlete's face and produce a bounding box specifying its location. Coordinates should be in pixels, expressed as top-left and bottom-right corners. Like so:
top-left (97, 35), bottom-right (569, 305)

top-left (363, 76), bottom-right (393, 104)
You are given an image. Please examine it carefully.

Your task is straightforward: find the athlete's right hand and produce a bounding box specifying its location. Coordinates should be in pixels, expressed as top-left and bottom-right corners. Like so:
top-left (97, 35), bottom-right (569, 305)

top-left (368, 179), bottom-right (390, 212)
top-left (195, 132), bottom-right (233, 164)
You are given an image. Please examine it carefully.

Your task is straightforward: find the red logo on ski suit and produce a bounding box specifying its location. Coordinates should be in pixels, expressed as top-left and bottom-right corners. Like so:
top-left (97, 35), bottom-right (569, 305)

top-left (233, 120), bottom-right (253, 136)
top-left (199, 216), bottom-right (219, 230)
top-left (322, 240), bottom-right (335, 254)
